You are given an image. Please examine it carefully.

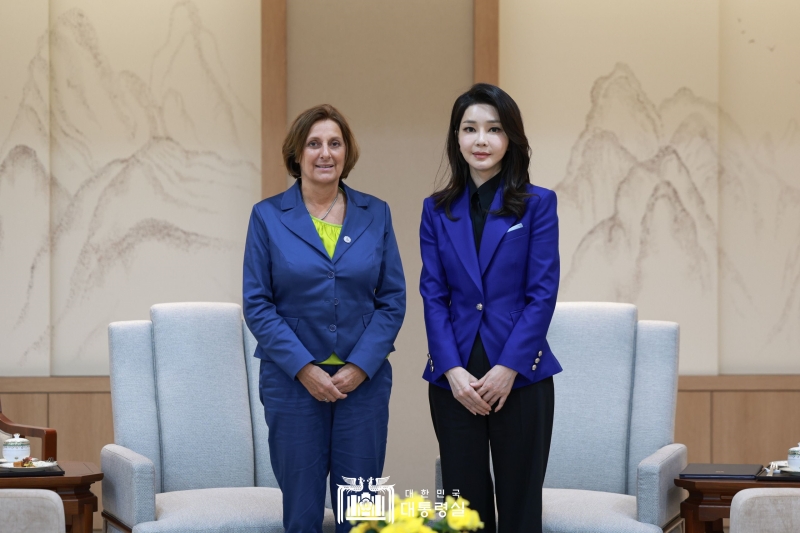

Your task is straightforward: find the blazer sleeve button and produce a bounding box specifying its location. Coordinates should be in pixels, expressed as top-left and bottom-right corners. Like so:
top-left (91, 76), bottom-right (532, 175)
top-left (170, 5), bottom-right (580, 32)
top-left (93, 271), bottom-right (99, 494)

top-left (532, 364), bottom-right (537, 370)
top-left (476, 303), bottom-right (483, 311)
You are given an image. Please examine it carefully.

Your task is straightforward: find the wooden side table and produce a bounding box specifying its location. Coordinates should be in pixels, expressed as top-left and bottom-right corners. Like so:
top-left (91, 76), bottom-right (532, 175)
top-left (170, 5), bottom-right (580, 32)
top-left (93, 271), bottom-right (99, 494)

top-left (674, 477), bottom-right (800, 533)
top-left (0, 461), bottom-right (103, 533)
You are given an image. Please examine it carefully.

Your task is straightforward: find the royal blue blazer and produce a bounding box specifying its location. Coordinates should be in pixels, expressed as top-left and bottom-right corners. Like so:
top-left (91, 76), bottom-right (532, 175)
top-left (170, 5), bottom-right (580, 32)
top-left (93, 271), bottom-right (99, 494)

top-left (419, 182), bottom-right (562, 389)
top-left (243, 181), bottom-right (406, 380)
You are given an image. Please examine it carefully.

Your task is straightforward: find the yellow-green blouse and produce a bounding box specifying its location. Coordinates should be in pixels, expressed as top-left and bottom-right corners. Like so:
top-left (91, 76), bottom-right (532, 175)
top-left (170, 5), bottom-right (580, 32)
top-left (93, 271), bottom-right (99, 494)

top-left (311, 215), bottom-right (346, 365)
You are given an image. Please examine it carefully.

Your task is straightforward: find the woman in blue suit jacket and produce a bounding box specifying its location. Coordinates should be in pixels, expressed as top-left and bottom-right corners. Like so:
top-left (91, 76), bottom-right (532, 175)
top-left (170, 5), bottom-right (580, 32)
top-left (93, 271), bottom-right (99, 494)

top-left (420, 84), bottom-right (561, 533)
top-left (244, 104), bottom-right (405, 533)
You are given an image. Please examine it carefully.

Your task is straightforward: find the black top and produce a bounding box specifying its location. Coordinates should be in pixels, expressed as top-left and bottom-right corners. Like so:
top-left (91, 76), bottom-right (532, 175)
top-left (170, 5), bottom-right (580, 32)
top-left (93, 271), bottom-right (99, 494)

top-left (467, 173), bottom-right (502, 251)
top-left (465, 173), bottom-right (502, 380)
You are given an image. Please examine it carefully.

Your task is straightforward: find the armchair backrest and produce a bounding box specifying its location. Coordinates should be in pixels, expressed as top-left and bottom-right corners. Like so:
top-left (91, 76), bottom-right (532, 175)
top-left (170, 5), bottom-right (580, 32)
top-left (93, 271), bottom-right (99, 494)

top-left (543, 302), bottom-right (679, 496)
top-left (108, 302), bottom-right (277, 493)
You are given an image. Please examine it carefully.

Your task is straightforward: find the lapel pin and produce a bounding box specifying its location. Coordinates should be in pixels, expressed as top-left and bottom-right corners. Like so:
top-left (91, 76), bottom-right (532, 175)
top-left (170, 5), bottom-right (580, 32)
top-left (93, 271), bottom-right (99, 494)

top-left (343, 236), bottom-right (351, 243)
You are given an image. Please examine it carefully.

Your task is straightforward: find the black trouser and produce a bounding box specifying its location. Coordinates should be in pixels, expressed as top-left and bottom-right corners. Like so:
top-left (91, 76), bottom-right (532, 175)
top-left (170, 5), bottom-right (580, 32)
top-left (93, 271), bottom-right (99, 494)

top-left (429, 343), bottom-right (555, 533)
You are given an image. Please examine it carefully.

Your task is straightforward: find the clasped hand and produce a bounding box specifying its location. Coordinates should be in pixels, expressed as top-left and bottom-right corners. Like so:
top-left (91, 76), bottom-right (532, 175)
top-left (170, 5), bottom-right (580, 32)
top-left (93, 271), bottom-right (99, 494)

top-left (445, 365), bottom-right (518, 415)
top-left (297, 362), bottom-right (367, 402)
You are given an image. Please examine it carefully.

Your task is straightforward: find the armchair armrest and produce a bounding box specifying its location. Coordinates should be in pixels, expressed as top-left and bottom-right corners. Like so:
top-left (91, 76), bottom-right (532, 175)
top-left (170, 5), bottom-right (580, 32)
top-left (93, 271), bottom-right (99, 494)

top-left (0, 412), bottom-right (58, 460)
top-left (636, 443), bottom-right (687, 527)
top-left (730, 488), bottom-right (800, 533)
top-left (101, 444), bottom-right (156, 529)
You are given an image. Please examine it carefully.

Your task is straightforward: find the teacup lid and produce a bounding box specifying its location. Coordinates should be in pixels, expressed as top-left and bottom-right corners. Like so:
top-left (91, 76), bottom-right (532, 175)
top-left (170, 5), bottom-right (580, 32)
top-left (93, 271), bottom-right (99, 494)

top-left (3, 434), bottom-right (30, 446)
top-left (790, 443), bottom-right (800, 454)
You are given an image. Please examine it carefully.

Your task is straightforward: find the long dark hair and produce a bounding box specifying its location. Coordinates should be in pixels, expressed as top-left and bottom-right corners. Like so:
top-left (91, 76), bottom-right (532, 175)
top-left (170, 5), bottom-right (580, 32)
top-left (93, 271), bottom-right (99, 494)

top-left (433, 83), bottom-right (531, 220)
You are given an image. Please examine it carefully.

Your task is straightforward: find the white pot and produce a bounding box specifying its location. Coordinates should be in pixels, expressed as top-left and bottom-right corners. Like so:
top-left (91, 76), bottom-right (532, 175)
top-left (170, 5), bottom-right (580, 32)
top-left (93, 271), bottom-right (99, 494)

top-left (3, 434), bottom-right (31, 462)
top-left (789, 443), bottom-right (800, 469)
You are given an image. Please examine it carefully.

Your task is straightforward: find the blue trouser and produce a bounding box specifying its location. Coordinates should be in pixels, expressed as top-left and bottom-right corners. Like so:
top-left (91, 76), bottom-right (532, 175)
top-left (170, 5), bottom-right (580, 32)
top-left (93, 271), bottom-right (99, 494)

top-left (260, 358), bottom-right (392, 533)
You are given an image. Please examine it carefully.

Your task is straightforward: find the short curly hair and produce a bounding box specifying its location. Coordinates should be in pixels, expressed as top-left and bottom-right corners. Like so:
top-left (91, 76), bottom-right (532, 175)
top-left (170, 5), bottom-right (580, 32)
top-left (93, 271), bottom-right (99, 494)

top-left (282, 104), bottom-right (360, 180)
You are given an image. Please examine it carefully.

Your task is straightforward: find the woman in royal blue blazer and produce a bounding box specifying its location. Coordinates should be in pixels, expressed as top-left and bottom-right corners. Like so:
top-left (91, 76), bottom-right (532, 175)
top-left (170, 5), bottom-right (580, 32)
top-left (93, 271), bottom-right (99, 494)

top-left (420, 84), bottom-right (562, 533)
top-left (243, 104), bottom-right (405, 533)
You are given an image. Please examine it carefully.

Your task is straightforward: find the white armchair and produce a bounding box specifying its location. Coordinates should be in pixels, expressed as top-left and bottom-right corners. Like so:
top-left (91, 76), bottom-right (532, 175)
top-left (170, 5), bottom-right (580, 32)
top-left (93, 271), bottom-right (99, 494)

top-left (102, 303), bottom-right (336, 533)
top-left (435, 302), bottom-right (686, 532)
top-left (541, 303), bottom-right (686, 533)
top-left (730, 488), bottom-right (800, 533)
top-left (0, 489), bottom-right (65, 533)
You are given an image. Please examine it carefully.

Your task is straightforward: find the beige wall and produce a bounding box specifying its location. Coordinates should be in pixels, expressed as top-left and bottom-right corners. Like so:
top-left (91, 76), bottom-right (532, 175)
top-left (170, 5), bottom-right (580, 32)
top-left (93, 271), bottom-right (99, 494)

top-left (500, 0), bottom-right (800, 375)
top-left (287, 0), bottom-right (473, 495)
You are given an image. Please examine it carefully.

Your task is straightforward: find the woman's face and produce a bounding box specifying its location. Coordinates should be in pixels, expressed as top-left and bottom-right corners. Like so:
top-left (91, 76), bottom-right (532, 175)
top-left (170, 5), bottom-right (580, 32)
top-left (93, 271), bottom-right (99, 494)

top-left (299, 119), bottom-right (346, 186)
top-left (457, 104), bottom-right (508, 182)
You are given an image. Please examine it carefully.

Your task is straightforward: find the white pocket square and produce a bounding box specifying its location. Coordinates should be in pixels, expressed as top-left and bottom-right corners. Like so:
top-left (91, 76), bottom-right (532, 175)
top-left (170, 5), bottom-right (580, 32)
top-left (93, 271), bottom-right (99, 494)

top-left (507, 223), bottom-right (524, 233)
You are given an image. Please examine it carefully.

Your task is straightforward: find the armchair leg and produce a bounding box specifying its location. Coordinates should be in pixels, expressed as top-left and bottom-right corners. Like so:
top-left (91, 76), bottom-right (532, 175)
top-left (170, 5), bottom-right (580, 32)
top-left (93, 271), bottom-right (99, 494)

top-left (102, 511), bottom-right (133, 533)
top-left (662, 516), bottom-right (684, 533)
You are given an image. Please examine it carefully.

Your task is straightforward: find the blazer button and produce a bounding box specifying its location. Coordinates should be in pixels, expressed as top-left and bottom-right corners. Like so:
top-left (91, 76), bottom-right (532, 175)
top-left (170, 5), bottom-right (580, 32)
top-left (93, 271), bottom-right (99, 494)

top-left (535, 358), bottom-right (540, 364)
top-left (343, 235), bottom-right (351, 243)
top-left (333, 298), bottom-right (339, 305)
top-left (329, 324), bottom-right (336, 332)
top-left (476, 303), bottom-right (483, 311)
top-left (538, 350), bottom-right (543, 356)
top-left (327, 271), bottom-right (335, 279)
top-left (532, 364), bottom-right (537, 370)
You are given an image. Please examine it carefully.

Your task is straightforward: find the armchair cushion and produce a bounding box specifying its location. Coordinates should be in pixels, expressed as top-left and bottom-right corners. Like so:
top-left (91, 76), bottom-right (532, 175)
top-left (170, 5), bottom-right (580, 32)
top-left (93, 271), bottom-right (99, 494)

top-left (0, 489), bottom-right (65, 533)
top-left (730, 488), bottom-right (800, 533)
top-left (542, 489), bottom-right (661, 533)
top-left (150, 303), bottom-right (255, 492)
top-left (132, 487), bottom-right (336, 533)
top-left (102, 444), bottom-right (157, 529)
top-left (636, 443), bottom-right (687, 527)
top-left (544, 303), bottom-right (638, 494)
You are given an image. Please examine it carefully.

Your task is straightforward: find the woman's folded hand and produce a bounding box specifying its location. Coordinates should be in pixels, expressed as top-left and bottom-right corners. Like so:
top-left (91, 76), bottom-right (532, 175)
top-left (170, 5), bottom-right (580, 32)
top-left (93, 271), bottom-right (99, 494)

top-left (331, 363), bottom-right (367, 393)
top-left (445, 367), bottom-right (492, 416)
top-left (471, 365), bottom-right (517, 412)
top-left (297, 363), bottom-right (348, 402)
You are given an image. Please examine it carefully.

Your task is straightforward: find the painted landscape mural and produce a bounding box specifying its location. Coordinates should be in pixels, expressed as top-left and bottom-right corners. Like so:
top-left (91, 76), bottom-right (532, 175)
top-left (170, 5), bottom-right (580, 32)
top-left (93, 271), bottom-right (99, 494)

top-left (0, 1), bottom-right (260, 375)
top-left (556, 63), bottom-right (800, 374)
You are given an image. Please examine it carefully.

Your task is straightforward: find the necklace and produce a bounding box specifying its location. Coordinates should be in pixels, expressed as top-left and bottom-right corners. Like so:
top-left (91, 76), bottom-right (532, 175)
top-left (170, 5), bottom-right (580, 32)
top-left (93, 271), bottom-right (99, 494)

top-left (305, 189), bottom-right (338, 220)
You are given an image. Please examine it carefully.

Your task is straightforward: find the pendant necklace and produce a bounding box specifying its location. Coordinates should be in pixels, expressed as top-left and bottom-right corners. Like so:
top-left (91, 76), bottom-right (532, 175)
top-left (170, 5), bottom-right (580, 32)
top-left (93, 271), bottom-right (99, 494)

top-left (305, 190), bottom-right (338, 220)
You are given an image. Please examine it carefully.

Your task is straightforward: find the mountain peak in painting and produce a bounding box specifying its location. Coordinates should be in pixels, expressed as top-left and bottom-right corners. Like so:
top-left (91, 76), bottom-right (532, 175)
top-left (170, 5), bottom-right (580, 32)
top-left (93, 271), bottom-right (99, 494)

top-left (556, 64), bottom-right (720, 371)
top-left (151, 1), bottom-right (259, 165)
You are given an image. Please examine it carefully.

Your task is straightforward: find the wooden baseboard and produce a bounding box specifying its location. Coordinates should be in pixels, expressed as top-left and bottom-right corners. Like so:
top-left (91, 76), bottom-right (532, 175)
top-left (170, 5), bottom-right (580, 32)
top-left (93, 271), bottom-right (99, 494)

top-left (0, 377), bottom-right (110, 393)
top-left (676, 375), bottom-right (800, 465)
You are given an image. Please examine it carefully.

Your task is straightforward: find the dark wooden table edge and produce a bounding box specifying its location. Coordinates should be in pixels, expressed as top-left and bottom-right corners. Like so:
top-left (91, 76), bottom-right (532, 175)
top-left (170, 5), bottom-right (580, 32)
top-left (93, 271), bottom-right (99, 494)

top-left (675, 476), bottom-right (800, 531)
top-left (0, 461), bottom-right (102, 488)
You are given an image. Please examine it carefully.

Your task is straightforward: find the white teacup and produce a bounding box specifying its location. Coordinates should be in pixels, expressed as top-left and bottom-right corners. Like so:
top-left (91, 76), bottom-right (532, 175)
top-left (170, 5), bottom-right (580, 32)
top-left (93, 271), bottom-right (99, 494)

top-left (2, 434), bottom-right (31, 462)
top-left (789, 443), bottom-right (800, 469)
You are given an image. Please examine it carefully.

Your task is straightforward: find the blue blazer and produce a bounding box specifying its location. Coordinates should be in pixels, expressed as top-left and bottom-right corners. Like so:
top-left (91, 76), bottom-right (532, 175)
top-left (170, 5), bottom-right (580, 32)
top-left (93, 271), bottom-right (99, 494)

top-left (243, 181), bottom-right (406, 380)
top-left (419, 182), bottom-right (562, 389)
